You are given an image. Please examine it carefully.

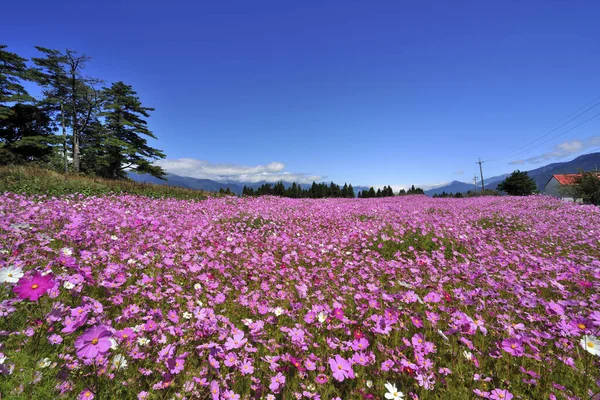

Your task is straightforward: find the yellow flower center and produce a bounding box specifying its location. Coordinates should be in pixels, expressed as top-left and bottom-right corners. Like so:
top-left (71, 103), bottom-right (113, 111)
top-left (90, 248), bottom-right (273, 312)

top-left (7, 273), bottom-right (12, 277)
top-left (31, 284), bottom-right (39, 289)
top-left (499, 394), bottom-right (505, 399)
top-left (511, 344), bottom-right (516, 349)
top-left (123, 334), bottom-right (128, 338)
top-left (578, 323), bottom-right (586, 330)
top-left (338, 365), bottom-right (342, 370)
top-left (91, 338), bottom-right (99, 345)
top-left (588, 341), bottom-right (595, 348)
top-left (85, 393), bottom-right (92, 398)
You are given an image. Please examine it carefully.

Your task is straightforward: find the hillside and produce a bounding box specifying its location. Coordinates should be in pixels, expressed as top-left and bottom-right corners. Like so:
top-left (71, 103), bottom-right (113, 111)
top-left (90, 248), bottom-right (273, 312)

top-left (426, 152), bottom-right (600, 195)
top-left (0, 166), bottom-right (210, 200)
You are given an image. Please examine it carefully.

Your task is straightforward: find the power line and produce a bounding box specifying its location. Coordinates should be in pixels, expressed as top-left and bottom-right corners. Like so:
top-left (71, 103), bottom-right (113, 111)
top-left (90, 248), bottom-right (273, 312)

top-left (489, 109), bottom-right (600, 163)
top-left (486, 95), bottom-right (600, 162)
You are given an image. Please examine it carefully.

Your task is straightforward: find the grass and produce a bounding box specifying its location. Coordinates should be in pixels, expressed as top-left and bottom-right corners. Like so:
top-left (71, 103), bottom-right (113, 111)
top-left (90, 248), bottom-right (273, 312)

top-left (0, 165), bottom-right (211, 200)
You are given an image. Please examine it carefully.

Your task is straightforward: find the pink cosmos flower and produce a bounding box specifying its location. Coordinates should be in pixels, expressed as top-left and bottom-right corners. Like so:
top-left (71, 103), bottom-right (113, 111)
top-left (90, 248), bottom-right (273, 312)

top-left (48, 334), bottom-right (63, 345)
top-left (116, 327), bottom-right (136, 343)
top-left (351, 337), bottom-right (369, 351)
top-left (62, 313), bottom-right (89, 334)
top-left (224, 352), bottom-right (238, 367)
top-left (328, 354), bottom-right (355, 382)
top-left (501, 338), bottom-right (524, 357)
top-left (166, 357), bottom-right (185, 374)
top-left (315, 374), bottom-right (328, 384)
top-left (210, 381), bottom-right (219, 400)
top-left (304, 359), bottom-right (316, 371)
top-left (489, 389), bottom-right (513, 400)
top-left (78, 389), bottom-right (94, 399)
top-left (13, 273), bottom-right (54, 301)
top-left (239, 360), bottom-right (254, 375)
top-left (224, 333), bottom-right (247, 350)
top-left (352, 351), bottom-right (369, 366)
top-left (269, 372), bottom-right (286, 392)
top-left (332, 308), bottom-right (344, 320)
top-left (74, 325), bottom-right (112, 359)
top-left (222, 390), bottom-right (240, 400)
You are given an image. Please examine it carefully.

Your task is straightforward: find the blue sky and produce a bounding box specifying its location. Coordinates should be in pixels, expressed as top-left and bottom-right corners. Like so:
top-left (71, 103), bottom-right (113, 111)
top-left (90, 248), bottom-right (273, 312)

top-left (3, 0), bottom-right (600, 188)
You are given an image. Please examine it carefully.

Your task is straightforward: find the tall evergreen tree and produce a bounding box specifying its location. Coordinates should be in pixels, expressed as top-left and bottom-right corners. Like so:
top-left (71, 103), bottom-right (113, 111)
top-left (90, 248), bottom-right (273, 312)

top-left (98, 81), bottom-right (165, 179)
top-left (347, 184), bottom-right (355, 198)
top-left (0, 104), bottom-right (59, 165)
top-left (0, 45), bottom-right (33, 120)
top-left (32, 47), bottom-right (102, 172)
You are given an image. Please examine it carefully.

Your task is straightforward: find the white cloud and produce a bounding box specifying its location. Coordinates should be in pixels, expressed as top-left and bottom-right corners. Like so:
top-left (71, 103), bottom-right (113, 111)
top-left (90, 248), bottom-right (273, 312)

top-left (510, 136), bottom-right (600, 165)
top-left (155, 158), bottom-right (324, 184)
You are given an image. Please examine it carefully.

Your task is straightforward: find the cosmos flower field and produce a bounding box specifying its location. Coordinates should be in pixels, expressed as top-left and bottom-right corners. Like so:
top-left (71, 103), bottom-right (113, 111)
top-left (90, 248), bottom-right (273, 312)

top-left (1, 193), bottom-right (599, 400)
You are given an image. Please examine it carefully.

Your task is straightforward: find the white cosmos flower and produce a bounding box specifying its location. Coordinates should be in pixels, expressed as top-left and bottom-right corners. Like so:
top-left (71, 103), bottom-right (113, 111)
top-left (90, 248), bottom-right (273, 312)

top-left (317, 311), bottom-right (327, 323)
top-left (37, 358), bottom-right (51, 369)
top-left (137, 337), bottom-right (150, 346)
top-left (194, 283), bottom-right (202, 291)
top-left (384, 382), bottom-right (405, 399)
top-left (272, 307), bottom-right (284, 316)
top-left (61, 247), bottom-right (73, 256)
top-left (580, 335), bottom-right (600, 356)
top-left (0, 265), bottom-right (24, 283)
top-left (112, 354), bottom-right (128, 370)
top-left (63, 281), bottom-right (75, 290)
top-left (0, 353), bottom-right (6, 364)
top-left (110, 338), bottom-right (118, 350)
top-left (182, 312), bottom-right (193, 320)
top-left (366, 380), bottom-right (373, 388)
top-left (463, 351), bottom-right (473, 360)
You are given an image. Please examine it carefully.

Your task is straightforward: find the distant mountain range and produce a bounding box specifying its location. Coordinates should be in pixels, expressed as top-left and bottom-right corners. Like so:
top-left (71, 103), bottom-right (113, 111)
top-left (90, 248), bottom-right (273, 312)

top-left (129, 172), bottom-right (370, 196)
top-left (130, 152), bottom-right (600, 197)
top-left (424, 152), bottom-right (600, 196)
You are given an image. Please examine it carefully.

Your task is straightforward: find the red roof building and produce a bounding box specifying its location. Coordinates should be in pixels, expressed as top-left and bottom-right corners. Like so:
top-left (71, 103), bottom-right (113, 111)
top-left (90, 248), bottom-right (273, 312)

top-left (551, 174), bottom-right (582, 186)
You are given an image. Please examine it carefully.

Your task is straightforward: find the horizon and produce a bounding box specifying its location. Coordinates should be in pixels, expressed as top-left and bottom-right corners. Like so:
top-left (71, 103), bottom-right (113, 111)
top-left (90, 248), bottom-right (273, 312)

top-left (3, 1), bottom-right (600, 187)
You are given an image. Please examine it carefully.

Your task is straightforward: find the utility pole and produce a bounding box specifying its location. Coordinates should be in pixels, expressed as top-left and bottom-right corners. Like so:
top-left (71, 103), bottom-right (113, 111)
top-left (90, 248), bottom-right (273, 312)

top-left (476, 158), bottom-right (485, 192)
top-left (473, 175), bottom-right (478, 193)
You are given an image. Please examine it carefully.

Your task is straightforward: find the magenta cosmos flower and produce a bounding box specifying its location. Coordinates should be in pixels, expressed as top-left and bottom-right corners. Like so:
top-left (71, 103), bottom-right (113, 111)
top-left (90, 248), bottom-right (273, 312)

top-left (74, 325), bottom-right (112, 359)
top-left (13, 273), bottom-right (54, 301)
top-left (501, 338), bottom-right (524, 357)
top-left (328, 354), bottom-right (355, 382)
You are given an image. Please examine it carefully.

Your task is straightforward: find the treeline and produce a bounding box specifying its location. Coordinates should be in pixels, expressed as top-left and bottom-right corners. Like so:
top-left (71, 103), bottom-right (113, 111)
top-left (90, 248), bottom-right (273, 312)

top-left (432, 191), bottom-right (464, 198)
top-left (0, 44), bottom-right (165, 179)
top-left (357, 184), bottom-right (424, 198)
top-left (432, 189), bottom-right (500, 198)
top-left (242, 181), bottom-right (356, 198)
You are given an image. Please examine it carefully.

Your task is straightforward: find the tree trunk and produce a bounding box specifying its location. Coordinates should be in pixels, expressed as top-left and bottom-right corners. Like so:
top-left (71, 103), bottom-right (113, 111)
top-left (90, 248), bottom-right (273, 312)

top-left (60, 102), bottom-right (68, 174)
top-left (70, 67), bottom-right (80, 172)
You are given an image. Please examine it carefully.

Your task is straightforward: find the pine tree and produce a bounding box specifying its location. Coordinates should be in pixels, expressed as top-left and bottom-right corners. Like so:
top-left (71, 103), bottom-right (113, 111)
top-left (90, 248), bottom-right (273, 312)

top-left (32, 47), bottom-right (102, 172)
top-left (0, 104), bottom-right (59, 165)
top-left (98, 81), bottom-right (165, 179)
top-left (0, 45), bottom-right (34, 120)
top-left (347, 184), bottom-right (355, 198)
top-left (497, 170), bottom-right (537, 196)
